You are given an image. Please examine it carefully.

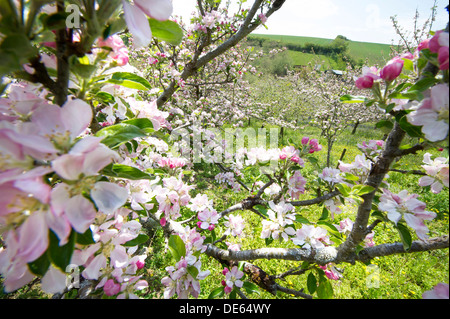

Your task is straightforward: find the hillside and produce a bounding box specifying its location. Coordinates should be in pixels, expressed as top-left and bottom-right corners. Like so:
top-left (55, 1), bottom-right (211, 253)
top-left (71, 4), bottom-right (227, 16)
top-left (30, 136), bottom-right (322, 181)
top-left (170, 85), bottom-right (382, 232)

top-left (248, 33), bottom-right (393, 70)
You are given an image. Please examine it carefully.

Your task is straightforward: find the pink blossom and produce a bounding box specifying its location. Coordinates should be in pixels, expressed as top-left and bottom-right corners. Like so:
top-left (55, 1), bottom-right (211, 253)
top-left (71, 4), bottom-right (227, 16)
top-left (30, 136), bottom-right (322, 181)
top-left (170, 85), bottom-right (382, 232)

top-left (157, 156), bottom-right (187, 169)
top-left (438, 46), bottom-right (449, 70)
top-left (380, 57), bottom-right (404, 82)
top-left (287, 170), bottom-right (307, 200)
top-left (224, 266), bottom-right (244, 293)
top-left (418, 153), bottom-right (449, 194)
top-left (407, 84), bottom-right (449, 142)
top-left (292, 224), bottom-right (330, 250)
top-left (379, 189), bottom-right (436, 240)
top-left (103, 279), bottom-right (121, 296)
top-left (320, 264), bottom-right (342, 280)
top-left (422, 283), bottom-right (449, 299)
top-left (98, 34), bottom-right (129, 66)
top-left (197, 208), bottom-right (219, 230)
top-left (355, 66), bottom-right (380, 89)
top-left (122, 0), bottom-right (173, 48)
top-left (258, 13), bottom-right (268, 24)
top-left (224, 214), bottom-right (245, 237)
top-left (31, 98), bottom-right (93, 150)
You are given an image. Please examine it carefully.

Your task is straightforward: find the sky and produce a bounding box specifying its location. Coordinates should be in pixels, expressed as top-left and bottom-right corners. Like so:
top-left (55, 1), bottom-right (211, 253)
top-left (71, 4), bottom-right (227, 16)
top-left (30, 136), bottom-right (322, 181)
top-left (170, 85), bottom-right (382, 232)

top-left (172, 0), bottom-right (449, 44)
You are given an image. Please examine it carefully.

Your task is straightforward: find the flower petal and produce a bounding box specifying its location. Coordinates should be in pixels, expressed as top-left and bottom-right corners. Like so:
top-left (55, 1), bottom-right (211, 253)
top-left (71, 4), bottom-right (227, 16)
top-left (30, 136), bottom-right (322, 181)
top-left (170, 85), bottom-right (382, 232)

top-left (91, 182), bottom-right (128, 214)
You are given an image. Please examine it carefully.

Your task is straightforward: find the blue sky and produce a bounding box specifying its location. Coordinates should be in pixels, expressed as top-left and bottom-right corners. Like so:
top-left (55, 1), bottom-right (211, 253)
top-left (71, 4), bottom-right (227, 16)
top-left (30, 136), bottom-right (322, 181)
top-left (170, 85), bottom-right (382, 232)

top-left (172, 0), bottom-right (449, 44)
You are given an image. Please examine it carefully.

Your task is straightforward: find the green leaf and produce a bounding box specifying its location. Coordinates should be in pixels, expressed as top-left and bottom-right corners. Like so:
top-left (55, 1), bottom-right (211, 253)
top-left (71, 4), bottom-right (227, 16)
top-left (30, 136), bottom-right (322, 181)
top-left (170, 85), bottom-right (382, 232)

top-left (335, 183), bottom-right (351, 197)
top-left (339, 94), bottom-right (368, 103)
top-left (396, 223), bottom-right (412, 251)
top-left (317, 278), bottom-right (333, 299)
top-left (307, 272), bottom-right (317, 294)
top-left (108, 72), bottom-right (152, 91)
top-left (317, 221), bottom-right (341, 239)
top-left (351, 185), bottom-right (375, 196)
top-left (243, 281), bottom-right (260, 295)
top-left (319, 207), bottom-right (329, 221)
top-left (408, 77), bottom-right (438, 93)
top-left (102, 163), bottom-right (155, 180)
top-left (295, 215), bottom-right (311, 224)
top-left (48, 230), bottom-right (76, 272)
top-left (95, 91), bottom-right (116, 104)
top-left (168, 235), bottom-right (186, 262)
top-left (208, 286), bottom-right (225, 299)
top-left (398, 115), bottom-right (423, 138)
top-left (123, 234), bottom-right (149, 247)
top-left (122, 118), bottom-right (154, 133)
top-left (401, 58), bottom-right (414, 72)
top-left (342, 173), bottom-right (360, 182)
top-left (187, 265), bottom-right (199, 279)
top-left (253, 204), bottom-right (269, 218)
top-left (149, 18), bottom-right (184, 46)
top-left (28, 252), bottom-right (51, 277)
top-left (95, 123), bottom-right (147, 148)
top-left (76, 228), bottom-right (95, 245)
top-left (375, 120), bottom-right (394, 134)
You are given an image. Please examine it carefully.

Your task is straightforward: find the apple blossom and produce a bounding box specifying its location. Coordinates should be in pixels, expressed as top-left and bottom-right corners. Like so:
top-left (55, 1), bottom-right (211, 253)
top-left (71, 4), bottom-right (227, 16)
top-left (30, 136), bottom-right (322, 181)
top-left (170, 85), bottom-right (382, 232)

top-left (380, 57), bottom-right (404, 83)
top-left (378, 189), bottom-right (437, 240)
top-left (223, 266), bottom-right (244, 293)
top-left (224, 214), bottom-right (245, 237)
top-left (422, 283), bottom-right (449, 299)
top-left (122, 0), bottom-right (173, 48)
top-left (292, 224), bottom-right (331, 250)
top-left (418, 153), bottom-right (449, 194)
top-left (407, 83), bottom-right (449, 142)
top-left (287, 170), bottom-right (307, 200)
top-left (355, 66), bottom-right (380, 89)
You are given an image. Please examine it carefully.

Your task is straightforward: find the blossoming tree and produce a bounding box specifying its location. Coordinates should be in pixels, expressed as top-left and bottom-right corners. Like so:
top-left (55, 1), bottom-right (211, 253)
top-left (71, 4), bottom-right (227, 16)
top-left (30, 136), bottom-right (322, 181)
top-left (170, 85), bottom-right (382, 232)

top-left (0, 0), bottom-right (448, 300)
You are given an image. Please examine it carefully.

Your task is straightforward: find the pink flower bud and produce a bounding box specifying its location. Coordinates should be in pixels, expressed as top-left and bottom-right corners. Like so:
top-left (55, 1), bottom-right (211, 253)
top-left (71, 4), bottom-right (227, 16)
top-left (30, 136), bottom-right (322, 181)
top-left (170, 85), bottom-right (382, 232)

top-left (221, 280), bottom-right (227, 286)
top-left (222, 268), bottom-right (229, 276)
top-left (279, 153), bottom-right (287, 160)
top-left (429, 30), bottom-right (443, 53)
top-left (380, 57), bottom-right (404, 82)
top-left (103, 279), bottom-right (121, 296)
top-left (418, 39), bottom-right (430, 51)
top-left (301, 137), bottom-right (310, 145)
top-left (355, 75), bottom-right (374, 89)
top-left (438, 46), bottom-right (449, 70)
top-left (208, 224), bottom-right (215, 231)
top-left (290, 155), bottom-right (300, 163)
top-left (160, 217), bottom-right (167, 227)
top-left (224, 286), bottom-right (233, 294)
top-left (136, 260), bottom-right (145, 270)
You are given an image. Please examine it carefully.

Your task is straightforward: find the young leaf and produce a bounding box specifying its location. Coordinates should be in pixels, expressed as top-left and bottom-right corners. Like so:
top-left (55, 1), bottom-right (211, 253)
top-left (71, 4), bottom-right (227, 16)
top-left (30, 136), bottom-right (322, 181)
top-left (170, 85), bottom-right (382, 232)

top-left (243, 281), bottom-right (260, 295)
top-left (208, 286), bottom-right (225, 299)
top-left (102, 163), bottom-right (155, 180)
top-left (317, 278), bottom-right (333, 299)
top-left (48, 230), bottom-right (76, 272)
top-left (307, 272), bottom-right (317, 294)
top-left (28, 252), bottom-right (51, 277)
top-left (95, 123), bottom-right (147, 148)
top-left (108, 72), bottom-right (152, 91)
top-left (351, 185), bottom-right (375, 196)
top-left (149, 18), bottom-right (183, 46)
top-left (122, 234), bottom-right (149, 247)
top-left (396, 223), bottom-right (412, 251)
top-left (76, 228), bottom-right (96, 245)
top-left (168, 235), bottom-right (186, 262)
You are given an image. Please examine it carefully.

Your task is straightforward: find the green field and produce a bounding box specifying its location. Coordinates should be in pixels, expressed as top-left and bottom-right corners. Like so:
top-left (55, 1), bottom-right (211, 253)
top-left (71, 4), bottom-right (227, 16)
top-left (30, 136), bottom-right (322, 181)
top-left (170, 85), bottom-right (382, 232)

top-left (251, 33), bottom-right (393, 68)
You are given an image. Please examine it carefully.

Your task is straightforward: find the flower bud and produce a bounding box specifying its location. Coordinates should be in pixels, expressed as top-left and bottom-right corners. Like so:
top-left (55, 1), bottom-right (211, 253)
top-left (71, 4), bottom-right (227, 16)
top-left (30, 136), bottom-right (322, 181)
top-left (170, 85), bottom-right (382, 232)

top-left (380, 57), bottom-right (404, 82)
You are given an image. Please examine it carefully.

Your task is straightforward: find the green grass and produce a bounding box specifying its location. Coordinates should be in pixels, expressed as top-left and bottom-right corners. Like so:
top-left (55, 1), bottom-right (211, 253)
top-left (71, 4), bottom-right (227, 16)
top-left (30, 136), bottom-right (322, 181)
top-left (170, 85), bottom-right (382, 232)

top-left (252, 33), bottom-right (393, 68)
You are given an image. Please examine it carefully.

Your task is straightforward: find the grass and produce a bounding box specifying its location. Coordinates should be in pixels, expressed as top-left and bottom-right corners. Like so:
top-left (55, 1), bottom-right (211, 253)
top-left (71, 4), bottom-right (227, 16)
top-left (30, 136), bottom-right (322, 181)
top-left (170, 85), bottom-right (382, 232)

top-left (251, 33), bottom-right (393, 68)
